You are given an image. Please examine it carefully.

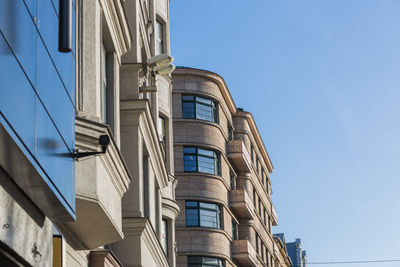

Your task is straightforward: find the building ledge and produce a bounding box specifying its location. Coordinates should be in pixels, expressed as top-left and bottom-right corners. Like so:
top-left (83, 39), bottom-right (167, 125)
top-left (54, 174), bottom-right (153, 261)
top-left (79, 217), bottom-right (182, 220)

top-left (229, 188), bottom-right (255, 219)
top-left (227, 139), bottom-right (252, 173)
top-left (231, 239), bottom-right (257, 267)
top-left (58, 116), bottom-right (132, 249)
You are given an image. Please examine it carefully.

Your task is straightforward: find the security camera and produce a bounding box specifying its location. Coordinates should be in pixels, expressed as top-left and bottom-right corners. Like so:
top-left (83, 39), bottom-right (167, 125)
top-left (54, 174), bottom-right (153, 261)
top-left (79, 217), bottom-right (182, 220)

top-left (98, 135), bottom-right (110, 152)
top-left (146, 54), bottom-right (173, 67)
top-left (146, 54), bottom-right (175, 75)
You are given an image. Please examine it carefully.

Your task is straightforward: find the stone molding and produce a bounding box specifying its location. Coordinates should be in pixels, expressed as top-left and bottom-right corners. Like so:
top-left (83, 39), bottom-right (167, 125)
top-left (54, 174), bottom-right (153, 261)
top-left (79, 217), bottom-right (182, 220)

top-left (173, 68), bottom-right (237, 115)
top-left (122, 217), bottom-right (170, 267)
top-left (162, 197), bottom-right (180, 220)
top-left (99, 0), bottom-right (132, 57)
top-left (121, 99), bottom-right (170, 188)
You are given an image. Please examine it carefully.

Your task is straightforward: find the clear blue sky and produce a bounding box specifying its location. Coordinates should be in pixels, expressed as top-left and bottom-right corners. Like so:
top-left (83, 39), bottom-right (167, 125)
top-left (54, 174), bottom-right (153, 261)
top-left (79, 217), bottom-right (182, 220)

top-left (170, 1), bottom-right (400, 266)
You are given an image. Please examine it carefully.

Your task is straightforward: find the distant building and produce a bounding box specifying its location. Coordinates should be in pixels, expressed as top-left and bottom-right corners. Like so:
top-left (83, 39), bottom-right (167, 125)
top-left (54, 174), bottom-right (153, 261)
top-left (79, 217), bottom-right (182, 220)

top-left (273, 233), bottom-right (292, 267)
top-left (286, 238), bottom-right (307, 267)
top-left (172, 67), bottom-right (278, 267)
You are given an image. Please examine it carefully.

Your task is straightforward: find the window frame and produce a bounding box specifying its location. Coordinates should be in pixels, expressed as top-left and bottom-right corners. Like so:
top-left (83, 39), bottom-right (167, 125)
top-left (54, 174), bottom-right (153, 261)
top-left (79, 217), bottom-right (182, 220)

top-left (182, 95), bottom-right (219, 123)
top-left (184, 147), bottom-right (220, 175)
top-left (186, 201), bottom-right (222, 229)
top-left (155, 19), bottom-right (164, 55)
top-left (188, 256), bottom-right (224, 267)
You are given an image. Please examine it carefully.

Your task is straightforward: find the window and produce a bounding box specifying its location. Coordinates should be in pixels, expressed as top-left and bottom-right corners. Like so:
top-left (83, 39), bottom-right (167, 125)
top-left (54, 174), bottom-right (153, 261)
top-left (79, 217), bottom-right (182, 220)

top-left (256, 157), bottom-right (259, 174)
top-left (251, 144), bottom-right (254, 162)
top-left (184, 147), bottom-right (219, 175)
top-left (188, 256), bottom-right (223, 267)
top-left (268, 216), bottom-right (271, 233)
top-left (158, 116), bottom-right (166, 156)
top-left (256, 234), bottom-right (259, 254)
top-left (261, 243), bottom-right (265, 262)
top-left (228, 126), bottom-right (234, 140)
top-left (182, 95), bottom-right (218, 123)
top-left (101, 44), bottom-right (107, 123)
top-left (258, 198), bottom-right (262, 217)
top-left (261, 169), bottom-right (265, 186)
top-left (186, 201), bottom-right (222, 229)
top-left (263, 207), bottom-right (267, 226)
top-left (230, 173), bottom-right (236, 190)
top-left (161, 219), bottom-right (168, 256)
top-left (253, 189), bottom-right (257, 208)
top-left (155, 20), bottom-right (163, 55)
top-left (232, 221), bottom-right (238, 240)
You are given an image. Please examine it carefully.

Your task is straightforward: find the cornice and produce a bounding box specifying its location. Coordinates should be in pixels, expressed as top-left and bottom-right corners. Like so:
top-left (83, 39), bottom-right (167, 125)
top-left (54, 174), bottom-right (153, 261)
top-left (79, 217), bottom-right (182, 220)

top-left (122, 217), bottom-right (170, 267)
top-left (100, 0), bottom-right (132, 56)
top-left (235, 111), bottom-right (274, 173)
top-left (173, 68), bottom-right (237, 115)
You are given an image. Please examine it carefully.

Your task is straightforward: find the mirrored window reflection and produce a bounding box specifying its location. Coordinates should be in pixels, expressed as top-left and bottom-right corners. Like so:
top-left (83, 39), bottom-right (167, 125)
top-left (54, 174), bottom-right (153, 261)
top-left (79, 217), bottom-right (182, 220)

top-left (184, 147), bottom-right (219, 175)
top-left (188, 256), bottom-right (223, 267)
top-left (182, 95), bottom-right (218, 123)
top-left (185, 201), bottom-right (221, 229)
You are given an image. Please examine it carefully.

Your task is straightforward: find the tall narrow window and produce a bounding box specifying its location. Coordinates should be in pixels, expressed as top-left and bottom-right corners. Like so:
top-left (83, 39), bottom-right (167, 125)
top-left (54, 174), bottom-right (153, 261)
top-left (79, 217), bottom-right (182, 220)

top-left (251, 144), bottom-right (254, 162)
top-left (101, 44), bottom-right (107, 123)
top-left (258, 198), bottom-right (262, 217)
top-left (262, 169), bottom-right (265, 185)
top-left (256, 234), bottom-right (259, 254)
top-left (182, 95), bottom-right (218, 123)
top-left (161, 219), bottom-right (168, 256)
top-left (158, 116), bottom-right (166, 156)
top-left (155, 20), bottom-right (163, 55)
top-left (232, 221), bottom-right (238, 240)
top-left (228, 126), bottom-right (234, 140)
top-left (230, 173), bottom-right (236, 190)
top-left (263, 207), bottom-right (267, 226)
top-left (253, 189), bottom-right (257, 208)
top-left (186, 201), bottom-right (222, 229)
top-left (184, 147), bottom-right (219, 175)
top-left (261, 243), bottom-right (265, 262)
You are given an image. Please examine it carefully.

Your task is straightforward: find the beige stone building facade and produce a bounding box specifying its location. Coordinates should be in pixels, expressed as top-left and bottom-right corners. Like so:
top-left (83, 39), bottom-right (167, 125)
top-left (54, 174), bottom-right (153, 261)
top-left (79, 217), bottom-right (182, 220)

top-left (62, 0), bottom-right (179, 266)
top-left (0, 0), bottom-right (177, 266)
top-left (172, 67), bottom-right (289, 267)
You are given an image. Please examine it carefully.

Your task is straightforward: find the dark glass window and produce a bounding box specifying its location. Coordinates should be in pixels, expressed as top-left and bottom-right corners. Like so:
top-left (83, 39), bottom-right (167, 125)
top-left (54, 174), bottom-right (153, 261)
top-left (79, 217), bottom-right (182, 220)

top-left (263, 207), bottom-right (267, 226)
top-left (261, 169), bottom-right (265, 185)
top-left (228, 126), bottom-right (234, 140)
top-left (258, 198), bottom-right (262, 217)
top-left (184, 147), bottom-right (219, 175)
top-left (256, 234), bottom-right (259, 254)
top-left (188, 256), bottom-right (223, 267)
top-left (230, 173), bottom-right (236, 190)
top-left (186, 201), bottom-right (222, 229)
top-left (182, 95), bottom-right (218, 123)
top-left (232, 221), bottom-right (238, 240)
top-left (253, 189), bottom-right (257, 208)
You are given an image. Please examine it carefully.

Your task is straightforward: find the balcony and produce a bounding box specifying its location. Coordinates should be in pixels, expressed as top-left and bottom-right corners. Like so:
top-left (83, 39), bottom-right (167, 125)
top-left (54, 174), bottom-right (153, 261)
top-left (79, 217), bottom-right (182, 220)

top-left (58, 116), bottom-right (131, 249)
top-left (227, 139), bottom-right (252, 173)
top-left (229, 188), bottom-right (255, 219)
top-left (231, 239), bottom-right (257, 267)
